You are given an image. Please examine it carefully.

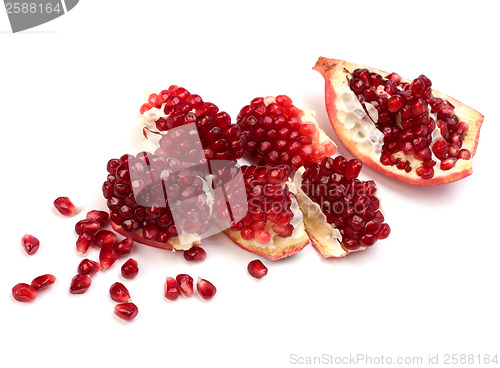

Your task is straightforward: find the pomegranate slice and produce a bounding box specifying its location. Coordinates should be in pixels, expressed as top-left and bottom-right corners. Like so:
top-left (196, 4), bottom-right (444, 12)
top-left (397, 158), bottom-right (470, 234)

top-left (293, 156), bottom-right (390, 257)
top-left (313, 57), bottom-right (484, 185)
top-left (237, 95), bottom-right (337, 170)
top-left (223, 165), bottom-right (309, 260)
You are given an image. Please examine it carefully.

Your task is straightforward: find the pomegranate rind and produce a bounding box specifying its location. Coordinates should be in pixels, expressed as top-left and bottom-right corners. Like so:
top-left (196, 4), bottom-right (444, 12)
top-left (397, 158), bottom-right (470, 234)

top-left (313, 57), bottom-right (484, 186)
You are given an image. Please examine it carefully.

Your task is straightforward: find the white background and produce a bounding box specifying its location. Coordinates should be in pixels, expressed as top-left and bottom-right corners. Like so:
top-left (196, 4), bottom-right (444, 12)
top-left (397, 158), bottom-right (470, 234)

top-left (1, 1), bottom-right (499, 367)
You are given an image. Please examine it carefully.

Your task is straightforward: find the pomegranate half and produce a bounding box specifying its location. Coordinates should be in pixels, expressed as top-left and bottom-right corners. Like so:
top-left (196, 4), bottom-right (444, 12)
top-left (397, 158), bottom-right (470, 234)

top-left (313, 57), bottom-right (484, 185)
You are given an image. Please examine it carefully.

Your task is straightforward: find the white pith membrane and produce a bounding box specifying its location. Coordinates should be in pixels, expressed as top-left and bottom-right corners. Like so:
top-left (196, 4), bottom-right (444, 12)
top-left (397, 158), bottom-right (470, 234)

top-left (321, 61), bottom-right (482, 183)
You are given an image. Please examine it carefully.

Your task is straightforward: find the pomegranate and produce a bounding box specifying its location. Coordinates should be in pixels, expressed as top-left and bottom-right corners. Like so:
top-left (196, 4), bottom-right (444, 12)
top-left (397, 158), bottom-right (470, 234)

top-left (31, 274), bottom-right (56, 291)
top-left (237, 95), bottom-right (336, 170)
top-left (196, 278), bottom-right (217, 300)
top-left (114, 302), bottom-right (138, 321)
top-left (293, 155), bottom-right (390, 257)
top-left (121, 258), bottom-right (139, 279)
top-left (54, 197), bottom-right (80, 216)
top-left (223, 164), bottom-right (309, 260)
top-left (140, 86), bottom-right (244, 161)
top-left (21, 234), bottom-right (40, 255)
top-left (313, 57), bottom-right (484, 185)
top-left (12, 283), bottom-right (37, 302)
top-left (247, 259), bottom-right (268, 279)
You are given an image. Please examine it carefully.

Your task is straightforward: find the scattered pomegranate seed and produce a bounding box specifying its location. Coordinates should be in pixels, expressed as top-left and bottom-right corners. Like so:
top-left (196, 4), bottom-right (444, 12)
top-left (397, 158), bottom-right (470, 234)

top-left (164, 277), bottom-right (181, 301)
top-left (69, 274), bottom-right (92, 294)
top-left (21, 234), bottom-right (40, 255)
top-left (93, 230), bottom-right (118, 248)
top-left (76, 233), bottom-right (94, 254)
top-left (115, 238), bottom-right (134, 257)
top-left (99, 245), bottom-right (118, 271)
top-left (77, 259), bottom-right (100, 276)
top-left (12, 283), bottom-right (37, 302)
top-left (31, 274), bottom-right (56, 291)
top-left (183, 246), bottom-right (207, 262)
top-left (75, 219), bottom-right (101, 236)
top-left (114, 302), bottom-right (138, 321)
top-left (54, 197), bottom-right (80, 216)
top-left (86, 210), bottom-right (110, 227)
top-left (176, 274), bottom-right (194, 297)
top-left (196, 278), bottom-right (217, 300)
top-left (109, 282), bottom-right (131, 303)
top-left (121, 258), bottom-right (139, 279)
top-left (247, 259), bottom-right (268, 279)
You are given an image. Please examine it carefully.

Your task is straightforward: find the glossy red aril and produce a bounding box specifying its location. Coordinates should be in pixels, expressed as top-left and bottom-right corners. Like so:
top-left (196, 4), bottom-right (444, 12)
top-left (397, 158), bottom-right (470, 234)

top-left (31, 274), bottom-right (56, 291)
top-left (114, 302), bottom-right (138, 321)
top-left (86, 210), bottom-right (110, 227)
top-left (99, 245), bottom-right (118, 271)
top-left (54, 197), bottom-right (80, 216)
top-left (164, 277), bottom-right (181, 301)
top-left (93, 230), bottom-right (118, 248)
top-left (69, 274), bottom-right (92, 294)
top-left (109, 282), bottom-right (131, 303)
top-left (75, 219), bottom-right (101, 236)
top-left (12, 283), bottom-right (37, 302)
top-left (76, 233), bottom-right (93, 254)
top-left (121, 258), bottom-right (139, 279)
top-left (176, 274), bottom-right (194, 297)
top-left (247, 259), bottom-right (268, 279)
top-left (196, 278), bottom-right (217, 300)
top-left (21, 234), bottom-right (40, 255)
top-left (115, 238), bottom-right (134, 257)
top-left (77, 259), bottom-right (100, 275)
top-left (183, 246), bottom-right (207, 262)
top-left (237, 96), bottom-right (336, 169)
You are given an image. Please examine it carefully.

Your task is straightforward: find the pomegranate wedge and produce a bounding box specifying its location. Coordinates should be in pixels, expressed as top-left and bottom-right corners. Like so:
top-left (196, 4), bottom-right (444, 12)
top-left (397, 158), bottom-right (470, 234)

top-left (313, 57), bottom-right (484, 185)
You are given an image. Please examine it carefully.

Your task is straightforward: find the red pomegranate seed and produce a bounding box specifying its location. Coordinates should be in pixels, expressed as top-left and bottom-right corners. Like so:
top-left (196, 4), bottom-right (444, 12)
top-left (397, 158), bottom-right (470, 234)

top-left (99, 245), bottom-right (118, 271)
top-left (93, 230), bottom-right (118, 248)
top-left (164, 277), bottom-right (181, 301)
top-left (77, 259), bottom-right (100, 275)
top-left (196, 278), bottom-right (217, 300)
top-left (344, 159), bottom-right (362, 180)
top-left (31, 274), bottom-right (56, 291)
top-left (121, 258), bottom-right (139, 279)
top-left (12, 283), bottom-right (37, 302)
top-left (247, 259), bottom-right (268, 279)
top-left (75, 219), bottom-right (101, 236)
top-left (375, 223), bottom-right (391, 239)
top-left (109, 282), bottom-right (131, 303)
top-left (458, 149), bottom-right (471, 160)
top-left (53, 197), bottom-right (80, 216)
top-left (254, 230), bottom-right (272, 244)
top-left (183, 246), bottom-right (207, 262)
top-left (115, 238), bottom-right (134, 257)
top-left (21, 234), bottom-right (40, 255)
top-left (114, 302), bottom-right (138, 321)
top-left (176, 274), bottom-right (194, 297)
top-left (86, 210), bottom-right (110, 227)
top-left (76, 233), bottom-right (94, 254)
top-left (69, 274), bottom-right (92, 294)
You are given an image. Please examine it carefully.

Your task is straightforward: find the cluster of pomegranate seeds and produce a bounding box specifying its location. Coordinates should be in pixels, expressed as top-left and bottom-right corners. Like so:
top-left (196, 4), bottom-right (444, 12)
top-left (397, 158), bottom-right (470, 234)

top-left (54, 197), bottom-right (80, 216)
top-left (114, 303), bottom-right (139, 321)
top-left (69, 274), bottom-right (92, 294)
top-left (109, 283), bottom-right (137, 321)
top-left (77, 259), bottom-right (100, 276)
top-left (121, 258), bottom-right (139, 279)
top-left (74, 211), bottom-right (112, 254)
top-left (229, 165), bottom-right (295, 244)
top-left (348, 69), bottom-right (471, 178)
top-left (196, 278), bottom-right (217, 300)
top-left (12, 274), bottom-right (56, 302)
top-left (140, 86), bottom-right (244, 161)
top-left (301, 156), bottom-right (391, 250)
top-left (21, 234), bottom-right (40, 255)
top-left (103, 152), bottom-right (214, 245)
top-left (164, 274), bottom-right (216, 301)
top-left (247, 259), bottom-right (268, 279)
top-left (183, 246), bottom-right (207, 262)
top-left (237, 95), bottom-right (336, 170)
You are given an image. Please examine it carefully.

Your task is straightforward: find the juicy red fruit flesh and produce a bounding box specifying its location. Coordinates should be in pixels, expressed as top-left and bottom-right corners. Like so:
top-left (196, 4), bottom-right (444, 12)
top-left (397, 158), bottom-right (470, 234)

top-left (70, 274), bottom-right (92, 294)
top-left (348, 69), bottom-right (471, 179)
top-left (93, 230), bottom-right (118, 249)
top-left (99, 245), bottom-right (118, 271)
top-left (183, 246), bottom-right (207, 262)
top-left (109, 282), bottom-right (131, 303)
top-left (114, 302), bottom-right (138, 321)
top-left (12, 283), bottom-right (37, 302)
top-left (247, 259), bottom-right (268, 279)
top-left (115, 238), bottom-right (134, 257)
top-left (196, 278), bottom-right (217, 300)
top-left (121, 258), bottom-right (139, 279)
top-left (31, 274), bottom-right (56, 291)
top-left (21, 234), bottom-right (40, 255)
top-left (164, 277), bottom-right (181, 301)
top-left (54, 197), bottom-right (79, 216)
top-left (77, 259), bottom-right (100, 275)
top-left (302, 156), bottom-right (391, 250)
top-left (86, 210), bottom-right (110, 227)
top-left (176, 274), bottom-right (194, 297)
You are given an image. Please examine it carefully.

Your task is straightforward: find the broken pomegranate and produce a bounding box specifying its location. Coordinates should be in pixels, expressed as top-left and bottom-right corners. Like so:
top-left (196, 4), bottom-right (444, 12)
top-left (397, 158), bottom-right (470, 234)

top-left (176, 274), bottom-right (194, 297)
top-left (183, 246), bottom-right (207, 262)
top-left (313, 57), bottom-right (484, 185)
top-left (237, 95), bottom-right (336, 169)
top-left (69, 274), bottom-right (92, 294)
top-left (196, 278), bottom-right (217, 300)
top-left (21, 234), bottom-right (40, 255)
top-left (114, 302), bottom-right (138, 321)
top-left (12, 283), bottom-right (37, 302)
top-left (54, 197), bottom-right (80, 216)
top-left (77, 259), bottom-right (100, 275)
top-left (31, 274), bottom-right (56, 291)
top-left (121, 258), bottom-right (139, 279)
top-left (247, 259), bottom-right (268, 279)
top-left (109, 282), bottom-right (131, 303)
top-left (164, 277), bottom-right (181, 301)
top-left (293, 156), bottom-right (390, 257)
top-left (223, 164), bottom-right (309, 260)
